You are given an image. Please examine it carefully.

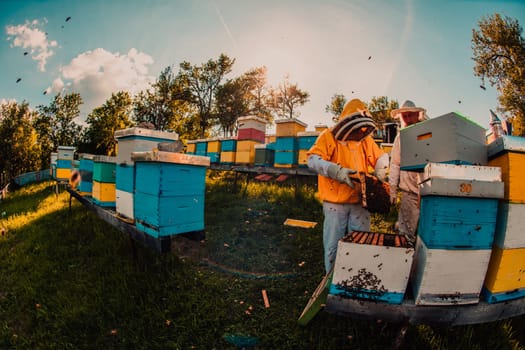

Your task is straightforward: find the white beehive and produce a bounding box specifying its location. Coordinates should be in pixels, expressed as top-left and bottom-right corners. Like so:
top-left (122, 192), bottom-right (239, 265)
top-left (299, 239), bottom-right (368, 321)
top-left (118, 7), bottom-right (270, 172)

top-left (411, 238), bottom-right (492, 305)
top-left (329, 231), bottom-right (414, 305)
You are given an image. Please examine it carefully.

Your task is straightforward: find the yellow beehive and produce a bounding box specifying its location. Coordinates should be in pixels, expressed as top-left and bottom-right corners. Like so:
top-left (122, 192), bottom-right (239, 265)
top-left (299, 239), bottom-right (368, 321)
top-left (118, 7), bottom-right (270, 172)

top-left (315, 124), bottom-right (328, 132)
top-left (220, 151), bottom-right (236, 164)
top-left (484, 246), bottom-right (525, 294)
top-left (488, 152), bottom-right (525, 203)
top-left (274, 163), bottom-right (294, 168)
top-left (236, 151), bottom-right (255, 164)
top-left (265, 134), bottom-right (276, 144)
top-left (92, 180), bottom-right (116, 203)
top-left (298, 149), bottom-right (309, 166)
top-left (186, 142), bottom-right (196, 153)
top-left (381, 143), bottom-right (393, 154)
top-left (275, 118), bottom-right (307, 137)
top-left (236, 140), bottom-right (260, 152)
top-left (207, 138), bottom-right (221, 153)
top-left (56, 168), bottom-right (71, 180)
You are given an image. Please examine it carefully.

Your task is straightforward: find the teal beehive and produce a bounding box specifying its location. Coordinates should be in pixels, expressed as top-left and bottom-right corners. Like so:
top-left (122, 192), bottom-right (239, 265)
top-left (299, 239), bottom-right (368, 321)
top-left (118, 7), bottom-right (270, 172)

top-left (132, 151), bottom-right (210, 238)
top-left (93, 156), bottom-right (116, 183)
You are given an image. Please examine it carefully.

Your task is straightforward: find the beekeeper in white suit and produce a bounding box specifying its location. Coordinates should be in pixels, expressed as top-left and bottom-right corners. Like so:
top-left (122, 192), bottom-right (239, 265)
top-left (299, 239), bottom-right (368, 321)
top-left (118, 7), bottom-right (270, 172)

top-left (307, 98), bottom-right (390, 274)
top-left (389, 100), bottom-right (428, 246)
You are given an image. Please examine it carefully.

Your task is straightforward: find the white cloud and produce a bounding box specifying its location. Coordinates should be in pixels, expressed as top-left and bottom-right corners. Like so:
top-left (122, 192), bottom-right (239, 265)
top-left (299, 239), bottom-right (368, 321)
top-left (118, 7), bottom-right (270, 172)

top-left (50, 48), bottom-right (155, 119)
top-left (5, 19), bottom-right (57, 72)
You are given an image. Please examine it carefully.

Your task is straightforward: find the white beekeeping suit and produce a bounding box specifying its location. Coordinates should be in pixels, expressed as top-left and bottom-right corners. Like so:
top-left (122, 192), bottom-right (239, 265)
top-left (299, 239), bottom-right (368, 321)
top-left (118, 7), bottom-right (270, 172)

top-left (389, 100), bottom-right (428, 245)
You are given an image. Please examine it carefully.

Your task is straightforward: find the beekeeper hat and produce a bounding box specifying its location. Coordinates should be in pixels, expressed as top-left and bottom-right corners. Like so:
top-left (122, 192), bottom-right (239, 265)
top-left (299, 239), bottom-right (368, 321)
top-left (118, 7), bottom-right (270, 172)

top-left (332, 99), bottom-right (376, 141)
top-left (391, 100), bottom-right (426, 118)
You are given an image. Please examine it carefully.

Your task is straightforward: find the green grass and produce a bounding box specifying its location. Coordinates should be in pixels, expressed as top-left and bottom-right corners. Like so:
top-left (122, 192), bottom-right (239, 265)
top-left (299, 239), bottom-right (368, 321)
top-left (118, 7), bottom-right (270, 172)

top-left (0, 177), bottom-right (523, 349)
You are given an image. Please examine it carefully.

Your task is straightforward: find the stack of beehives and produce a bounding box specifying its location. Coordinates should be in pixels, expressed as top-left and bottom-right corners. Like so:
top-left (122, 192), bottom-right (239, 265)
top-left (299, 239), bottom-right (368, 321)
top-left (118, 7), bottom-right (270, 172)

top-left (483, 136), bottom-right (525, 303)
top-left (273, 118), bottom-right (307, 168)
top-left (400, 112), bottom-right (505, 305)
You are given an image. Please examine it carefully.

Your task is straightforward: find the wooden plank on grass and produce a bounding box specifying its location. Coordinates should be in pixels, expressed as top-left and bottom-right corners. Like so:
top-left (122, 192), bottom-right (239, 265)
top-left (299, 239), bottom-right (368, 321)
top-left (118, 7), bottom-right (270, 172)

top-left (298, 270), bottom-right (332, 326)
top-left (284, 218), bottom-right (317, 228)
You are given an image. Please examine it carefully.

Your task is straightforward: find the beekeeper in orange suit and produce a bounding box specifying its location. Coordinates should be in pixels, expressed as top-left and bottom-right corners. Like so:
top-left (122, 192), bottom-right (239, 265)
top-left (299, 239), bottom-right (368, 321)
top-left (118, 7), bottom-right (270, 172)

top-left (389, 100), bottom-right (428, 246)
top-left (307, 98), bottom-right (389, 273)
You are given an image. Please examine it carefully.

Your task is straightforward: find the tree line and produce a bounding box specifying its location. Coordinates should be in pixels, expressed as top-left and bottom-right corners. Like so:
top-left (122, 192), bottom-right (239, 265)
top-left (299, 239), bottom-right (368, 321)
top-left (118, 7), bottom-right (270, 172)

top-left (0, 13), bottom-right (523, 183)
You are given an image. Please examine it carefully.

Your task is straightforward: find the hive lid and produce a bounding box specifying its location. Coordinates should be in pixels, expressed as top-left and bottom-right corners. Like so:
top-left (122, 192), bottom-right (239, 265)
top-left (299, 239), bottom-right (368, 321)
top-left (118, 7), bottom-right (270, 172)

top-left (237, 115), bottom-right (268, 124)
top-left (114, 127), bottom-right (179, 141)
top-left (58, 145), bottom-right (76, 151)
top-left (93, 155), bottom-right (117, 163)
top-left (274, 118), bottom-right (307, 127)
top-left (131, 151), bottom-right (210, 166)
top-left (297, 131), bottom-right (320, 137)
top-left (487, 135), bottom-right (525, 158)
top-left (423, 162), bottom-right (501, 182)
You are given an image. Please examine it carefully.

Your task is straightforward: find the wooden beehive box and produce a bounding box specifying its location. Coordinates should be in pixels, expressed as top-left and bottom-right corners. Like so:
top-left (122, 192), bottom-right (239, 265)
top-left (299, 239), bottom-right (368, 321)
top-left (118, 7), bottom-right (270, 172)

top-left (78, 154), bottom-right (94, 195)
top-left (400, 112), bottom-right (487, 171)
top-left (186, 141), bottom-right (196, 154)
top-left (482, 246), bottom-right (525, 303)
top-left (57, 146), bottom-right (75, 160)
top-left (220, 138), bottom-right (237, 152)
top-left (275, 118), bottom-right (307, 137)
top-left (296, 131), bottom-right (319, 150)
top-left (92, 156), bottom-right (116, 184)
top-left (487, 135), bottom-right (525, 203)
top-left (411, 238), bottom-right (492, 305)
top-left (418, 163), bottom-right (503, 249)
top-left (254, 144), bottom-right (275, 166)
top-left (92, 181), bottom-right (116, 207)
top-left (114, 127), bottom-right (178, 165)
top-left (116, 164), bottom-right (135, 220)
top-left (132, 151), bottom-right (210, 238)
top-left (420, 162), bottom-right (503, 198)
top-left (329, 231), bottom-right (414, 304)
top-left (493, 202), bottom-right (525, 249)
top-left (314, 124), bottom-right (328, 132)
top-left (237, 115), bottom-right (267, 132)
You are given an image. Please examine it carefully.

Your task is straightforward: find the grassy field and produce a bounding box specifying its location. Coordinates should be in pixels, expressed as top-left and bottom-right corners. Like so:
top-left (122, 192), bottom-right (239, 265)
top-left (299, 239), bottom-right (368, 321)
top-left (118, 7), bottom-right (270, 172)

top-left (0, 174), bottom-right (524, 349)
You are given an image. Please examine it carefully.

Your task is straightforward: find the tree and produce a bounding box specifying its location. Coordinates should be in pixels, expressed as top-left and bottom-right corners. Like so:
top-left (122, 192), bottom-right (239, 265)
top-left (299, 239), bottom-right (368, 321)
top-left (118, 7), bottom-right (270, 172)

top-left (133, 66), bottom-right (189, 131)
top-left (325, 94), bottom-right (347, 122)
top-left (0, 101), bottom-right (41, 179)
top-left (177, 54), bottom-right (235, 138)
top-left (82, 91), bottom-right (134, 156)
top-left (472, 14), bottom-right (525, 135)
top-left (214, 66), bottom-right (271, 136)
top-left (267, 75), bottom-right (310, 119)
top-left (366, 96), bottom-right (399, 127)
top-left (34, 92), bottom-right (83, 155)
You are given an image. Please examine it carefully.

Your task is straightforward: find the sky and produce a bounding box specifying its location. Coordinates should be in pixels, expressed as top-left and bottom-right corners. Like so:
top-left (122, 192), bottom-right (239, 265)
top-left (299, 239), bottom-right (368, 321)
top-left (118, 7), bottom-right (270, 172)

top-left (1, 0), bottom-right (525, 135)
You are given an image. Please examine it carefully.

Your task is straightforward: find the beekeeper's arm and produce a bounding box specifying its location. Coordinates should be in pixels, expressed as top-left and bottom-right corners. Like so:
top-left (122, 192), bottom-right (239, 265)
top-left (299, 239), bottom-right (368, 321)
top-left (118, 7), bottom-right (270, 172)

top-left (388, 135), bottom-right (401, 203)
top-left (307, 154), bottom-right (356, 188)
top-left (374, 153), bottom-right (389, 182)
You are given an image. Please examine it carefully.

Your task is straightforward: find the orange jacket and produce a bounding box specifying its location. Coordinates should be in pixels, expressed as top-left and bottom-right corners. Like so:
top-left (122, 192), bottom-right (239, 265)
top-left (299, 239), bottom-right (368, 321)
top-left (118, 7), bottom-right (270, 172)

top-left (307, 130), bottom-right (384, 204)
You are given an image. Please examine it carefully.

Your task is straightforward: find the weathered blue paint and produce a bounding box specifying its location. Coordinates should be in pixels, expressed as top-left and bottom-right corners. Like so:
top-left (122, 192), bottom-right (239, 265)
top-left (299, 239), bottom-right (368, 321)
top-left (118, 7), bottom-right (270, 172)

top-left (57, 159), bottom-right (72, 169)
top-left (274, 136), bottom-right (297, 151)
top-left (274, 151), bottom-right (297, 165)
top-left (482, 287), bottom-right (525, 303)
top-left (297, 135), bottom-right (318, 150)
top-left (328, 285), bottom-right (405, 304)
top-left (220, 139), bottom-right (237, 152)
top-left (133, 161), bottom-right (207, 237)
top-left (116, 164), bottom-right (134, 192)
top-left (93, 162), bottom-right (116, 183)
top-left (134, 193), bottom-right (205, 237)
top-left (418, 196), bottom-right (498, 249)
top-left (207, 152), bottom-right (220, 163)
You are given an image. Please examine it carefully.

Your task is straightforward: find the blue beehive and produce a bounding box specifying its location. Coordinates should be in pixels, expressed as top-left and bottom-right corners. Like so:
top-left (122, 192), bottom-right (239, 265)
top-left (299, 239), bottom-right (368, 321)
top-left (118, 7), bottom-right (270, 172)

top-left (78, 154), bottom-right (94, 195)
top-left (132, 151), bottom-right (210, 238)
top-left (417, 162), bottom-right (504, 249)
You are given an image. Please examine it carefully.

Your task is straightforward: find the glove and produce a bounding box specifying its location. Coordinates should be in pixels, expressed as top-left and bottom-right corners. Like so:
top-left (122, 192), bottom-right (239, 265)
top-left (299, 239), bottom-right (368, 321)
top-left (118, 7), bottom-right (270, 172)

top-left (374, 153), bottom-right (389, 182)
top-left (390, 187), bottom-right (398, 204)
top-left (327, 163), bottom-right (357, 188)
